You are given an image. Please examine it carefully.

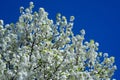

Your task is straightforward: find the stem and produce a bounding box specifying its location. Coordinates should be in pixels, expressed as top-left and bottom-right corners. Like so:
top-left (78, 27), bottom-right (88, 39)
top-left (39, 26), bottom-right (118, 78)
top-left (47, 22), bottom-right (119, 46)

top-left (76, 53), bottom-right (79, 65)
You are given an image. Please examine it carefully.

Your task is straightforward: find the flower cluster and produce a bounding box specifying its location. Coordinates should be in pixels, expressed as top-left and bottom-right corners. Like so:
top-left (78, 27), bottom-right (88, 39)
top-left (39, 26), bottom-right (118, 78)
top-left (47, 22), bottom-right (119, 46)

top-left (0, 2), bottom-right (117, 80)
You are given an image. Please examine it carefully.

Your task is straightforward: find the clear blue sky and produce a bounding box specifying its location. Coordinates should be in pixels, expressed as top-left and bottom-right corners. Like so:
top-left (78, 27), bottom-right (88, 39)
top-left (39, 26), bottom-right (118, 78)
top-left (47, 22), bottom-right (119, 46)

top-left (0, 0), bottom-right (119, 79)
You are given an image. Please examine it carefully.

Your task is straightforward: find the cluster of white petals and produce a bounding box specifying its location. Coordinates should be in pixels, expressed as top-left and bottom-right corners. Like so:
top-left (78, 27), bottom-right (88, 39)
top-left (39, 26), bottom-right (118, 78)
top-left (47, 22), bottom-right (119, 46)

top-left (0, 2), bottom-right (117, 80)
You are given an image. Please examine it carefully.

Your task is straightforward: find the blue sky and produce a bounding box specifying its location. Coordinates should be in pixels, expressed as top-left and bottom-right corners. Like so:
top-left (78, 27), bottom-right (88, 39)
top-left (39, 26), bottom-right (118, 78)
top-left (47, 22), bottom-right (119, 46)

top-left (0, 0), bottom-right (119, 79)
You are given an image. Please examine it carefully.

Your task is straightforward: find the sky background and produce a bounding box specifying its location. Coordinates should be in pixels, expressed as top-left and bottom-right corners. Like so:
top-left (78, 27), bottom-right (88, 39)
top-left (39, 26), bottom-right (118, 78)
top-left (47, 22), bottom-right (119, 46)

top-left (0, 0), bottom-right (119, 79)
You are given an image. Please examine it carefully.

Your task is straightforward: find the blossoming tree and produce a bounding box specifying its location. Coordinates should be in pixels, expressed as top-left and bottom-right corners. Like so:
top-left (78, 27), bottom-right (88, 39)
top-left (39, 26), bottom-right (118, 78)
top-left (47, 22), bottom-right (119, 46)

top-left (0, 2), bottom-right (117, 80)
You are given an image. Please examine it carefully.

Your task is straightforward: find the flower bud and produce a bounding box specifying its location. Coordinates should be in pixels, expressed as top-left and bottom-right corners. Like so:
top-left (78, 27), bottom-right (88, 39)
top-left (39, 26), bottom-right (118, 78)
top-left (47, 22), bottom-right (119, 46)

top-left (103, 53), bottom-right (108, 57)
top-left (0, 20), bottom-right (4, 25)
top-left (95, 42), bottom-right (99, 46)
top-left (29, 1), bottom-right (34, 6)
top-left (20, 6), bottom-right (24, 13)
top-left (110, 56), bottom-right (115, 63)
top-left (70, 16), bottom-right (75, 21)
top-left (80, 29), bottom-right (85, 35)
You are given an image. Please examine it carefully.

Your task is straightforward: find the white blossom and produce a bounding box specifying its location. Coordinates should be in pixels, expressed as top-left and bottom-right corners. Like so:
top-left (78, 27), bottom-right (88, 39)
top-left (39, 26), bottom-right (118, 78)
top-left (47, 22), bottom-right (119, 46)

top-left (0, 19), bottom-right (4, 25)
top-left (70, 16), bottom-right (75, 21)
top-left (0, 1), bottom-right (117, 80)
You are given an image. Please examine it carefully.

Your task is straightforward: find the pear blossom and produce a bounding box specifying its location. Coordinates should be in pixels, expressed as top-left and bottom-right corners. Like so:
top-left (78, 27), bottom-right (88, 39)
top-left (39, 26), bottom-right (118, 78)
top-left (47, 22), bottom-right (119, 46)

top-left (0, 1), bottom-right (117, 80)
